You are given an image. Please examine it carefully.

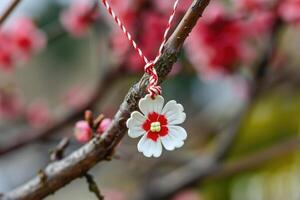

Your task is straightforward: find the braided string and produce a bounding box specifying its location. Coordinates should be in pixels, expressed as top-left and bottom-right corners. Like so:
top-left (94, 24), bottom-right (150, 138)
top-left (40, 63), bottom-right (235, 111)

top-left (100, 0), bottom-right (179, 98)
top-left (157, 0), bottom-right (179, 58)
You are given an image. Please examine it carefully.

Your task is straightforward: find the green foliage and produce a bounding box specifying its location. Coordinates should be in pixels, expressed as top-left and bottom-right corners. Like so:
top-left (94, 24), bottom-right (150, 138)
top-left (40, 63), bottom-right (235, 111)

top-left (231, 93), bottom-right (300, 158)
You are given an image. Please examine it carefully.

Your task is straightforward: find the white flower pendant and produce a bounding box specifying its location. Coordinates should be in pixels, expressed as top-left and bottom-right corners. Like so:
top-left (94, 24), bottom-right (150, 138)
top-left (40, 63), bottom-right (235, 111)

top-left (126, 94), bottom-right (187, 158)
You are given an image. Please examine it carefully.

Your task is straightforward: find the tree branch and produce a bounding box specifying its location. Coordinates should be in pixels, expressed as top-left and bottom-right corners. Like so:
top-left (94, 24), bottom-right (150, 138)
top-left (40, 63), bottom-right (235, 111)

top-left (208, 137), bottom-right (300, 180)
top-left (1, 1), bottom-right (211, 199)
top-left (0, 0), bottom-right (21, 25)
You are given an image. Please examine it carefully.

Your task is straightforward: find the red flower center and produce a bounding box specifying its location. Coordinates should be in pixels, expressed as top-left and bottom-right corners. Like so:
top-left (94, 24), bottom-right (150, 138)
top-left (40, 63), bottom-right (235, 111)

top-left (0, 50), bottom-right (12, 67)
top-left (142, 112), bottom-right (168, 142)
top-left (17, 36), bottom-right (32, 52)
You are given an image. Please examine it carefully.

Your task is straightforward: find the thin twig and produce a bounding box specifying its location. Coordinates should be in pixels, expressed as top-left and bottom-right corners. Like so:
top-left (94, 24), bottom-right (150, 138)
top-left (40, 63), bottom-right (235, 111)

top-left (50, 137), bottom-right (70, 162)
top-left (1, 1), bottom-right (211, 199)
top-left (0, 0), bottom-right (21, 25)
top-left (84, 173), bottom-right (104, 200)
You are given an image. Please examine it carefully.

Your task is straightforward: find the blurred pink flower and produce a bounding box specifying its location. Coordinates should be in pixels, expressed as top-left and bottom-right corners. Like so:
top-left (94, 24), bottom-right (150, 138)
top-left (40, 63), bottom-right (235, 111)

top-left (0, 51), bottom-right (13, 71)
top-left (278, 0), bottom-right (300, 24)
top-left (186, 2), bottom-right (252, 77)
top-left (74, 120), bottom-right (92, 143)
top-left (0, 90), bottom-right (23, 119)
top-left (0, 17), bottom-right (46, 71)
top-left (26, 100), bottom-right (51, 128)
top-left (233, 0), bottom-right (272, 11)
top-left (154, 0), bottom-right (191, 13)
top-left (108, 0), bottom-right (130, 15)
top-left (172, 190), bottom-right (202, 200)
top-left (60, 0), bottom-right (99, 37)
top-left (62, 85), bottom-right (90, 109)
top-left (97, 118), bottom-right (112, 134)
top-left (126, 11), bottom-right (168, 71)
top-left (140, 11), bottom-right (167, 57)
top-left (110, 10), bottom-right (136, 65)
top-left (244, 10), bottom-right (275, 37)
top-left (0, 33), bottom-right (14, 71)
top-left (8, 17), bottom-right (46, 60)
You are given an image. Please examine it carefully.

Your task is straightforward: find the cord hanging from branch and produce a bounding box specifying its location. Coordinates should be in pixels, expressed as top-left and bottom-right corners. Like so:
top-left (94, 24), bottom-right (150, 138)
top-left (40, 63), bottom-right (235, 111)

top-left (100, 0), bottom-right (179, 97)
top-left (101, 0), bottom-right (188, 158)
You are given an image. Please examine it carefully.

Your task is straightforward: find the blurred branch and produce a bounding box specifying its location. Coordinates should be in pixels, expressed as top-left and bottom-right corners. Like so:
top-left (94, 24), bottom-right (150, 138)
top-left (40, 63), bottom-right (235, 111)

top-left (0, 68), bottom-right (124, 156)
top-left (137, 13), bottom-right (285, 200)
top-left (265, 68), bottom-right (300, 91)
top-left (253, 18), bottom-right (284, 85)
top-left (209, 137), bottom-right (300, 180)
top-left (1, 0), bottom-right (211, 199)
top-left (0, 0), bottom-right (21, 25)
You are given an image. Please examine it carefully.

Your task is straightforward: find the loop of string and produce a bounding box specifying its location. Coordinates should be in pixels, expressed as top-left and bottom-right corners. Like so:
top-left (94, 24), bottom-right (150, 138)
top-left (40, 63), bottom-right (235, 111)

top-left (100, 0), bottom-right (179, 98)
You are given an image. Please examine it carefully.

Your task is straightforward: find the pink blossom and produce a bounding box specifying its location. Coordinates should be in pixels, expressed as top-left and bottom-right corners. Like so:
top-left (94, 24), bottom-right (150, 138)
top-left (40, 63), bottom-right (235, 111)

top-left (74, 120), bottom-right (92, 143)
top-left (110, 10), bottom-right (136, 66)
top-left (110, 30), bottom-right (130, 63)
top-left (154, 0), bottom-right (192, 13)
top-left (185, 3), bottom-right (251, 77)
top-left (107, 0), bottom-right (130, 15)
top-left (60, 0), bottom-right (99, 37)
top-left (154, 0), bottom-right (191, 13)
top-left (0, 31), bottom-right (14, 71)
top-left (244, 10), bottom-right (275, 37)
top-left (0, 17), bottom-right (46, 71)
top-left (0, 90), bottom-right (23, 119)
top-left (233, 0), bottom-right (272, 12)
top-left (62, 85), bottom-right (90, 109)
top-left (140, 12), bottom-right (167, 57)
top-left (97, 118), bottom-right (112, 134)
top-left (8, 17), bottom-right (46, 60)
top-left (26, 100), bottom-right (51, 128)
top-left (278, 0), bottom-right (300, 24)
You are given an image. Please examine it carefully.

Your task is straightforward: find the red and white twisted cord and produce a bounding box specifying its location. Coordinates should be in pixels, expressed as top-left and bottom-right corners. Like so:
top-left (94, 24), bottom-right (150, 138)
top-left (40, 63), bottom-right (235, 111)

top-left (101, 0), bottom-right (149, 64)
top-left (100, 0), bottom-right (179, 98)
top-left (157, 0), bottom-right (179, 58)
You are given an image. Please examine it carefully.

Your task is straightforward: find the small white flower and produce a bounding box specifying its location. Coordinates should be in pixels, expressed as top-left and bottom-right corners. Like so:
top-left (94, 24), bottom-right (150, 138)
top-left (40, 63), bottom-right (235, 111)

top-left (126, 94), bottom-right (187, 158)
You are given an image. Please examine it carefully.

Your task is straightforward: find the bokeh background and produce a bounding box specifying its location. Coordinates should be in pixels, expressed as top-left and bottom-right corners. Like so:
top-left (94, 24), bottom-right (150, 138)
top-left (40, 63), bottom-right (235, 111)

top-left (0, 0), bottom-right (300, 199)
